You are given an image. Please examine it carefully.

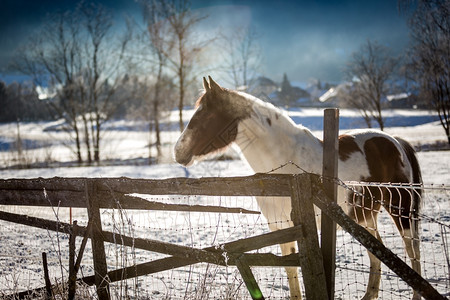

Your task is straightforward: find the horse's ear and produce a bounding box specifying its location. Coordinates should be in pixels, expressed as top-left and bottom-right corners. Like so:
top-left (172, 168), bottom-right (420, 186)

top-left (203, 77), bottom-right (210, 92)
top-left (208, 76), bottom-right (222, 92)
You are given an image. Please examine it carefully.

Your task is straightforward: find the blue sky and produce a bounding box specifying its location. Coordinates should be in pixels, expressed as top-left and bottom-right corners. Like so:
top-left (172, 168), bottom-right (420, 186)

top-left (0, 0), bottom-right (410, 84)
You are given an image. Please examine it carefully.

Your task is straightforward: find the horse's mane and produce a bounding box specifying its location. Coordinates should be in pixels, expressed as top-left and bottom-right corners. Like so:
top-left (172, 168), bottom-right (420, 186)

top-left (196, 86), bottom-right (309, 137)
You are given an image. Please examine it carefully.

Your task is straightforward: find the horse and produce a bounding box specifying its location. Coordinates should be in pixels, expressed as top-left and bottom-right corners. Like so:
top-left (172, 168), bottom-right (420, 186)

top-left (174, 76), bottom-right (423, 300)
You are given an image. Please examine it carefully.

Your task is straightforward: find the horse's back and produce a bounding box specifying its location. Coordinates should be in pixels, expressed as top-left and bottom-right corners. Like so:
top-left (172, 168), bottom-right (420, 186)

top-left (338, 129), bottom-right (419, 184)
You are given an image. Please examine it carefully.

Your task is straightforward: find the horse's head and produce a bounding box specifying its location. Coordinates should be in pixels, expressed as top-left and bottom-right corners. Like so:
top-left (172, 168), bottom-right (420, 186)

top-left (174, 76), bottom-right (251, 166)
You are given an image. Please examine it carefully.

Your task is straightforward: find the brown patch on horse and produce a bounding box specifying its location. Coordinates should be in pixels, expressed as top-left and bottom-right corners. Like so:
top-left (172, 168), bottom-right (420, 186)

top-left (395, 137), bottom-right (422, 231)
top-left (338, 134), bottom-right (363, 161)
top-left (187, 106), bottom-right (239, 156)
top-left (363, 136), bottom-right (405, 182)
top-left (348, 136), bottom-right (420, 231)
top-left (187, 87), bottom-right (253, 157)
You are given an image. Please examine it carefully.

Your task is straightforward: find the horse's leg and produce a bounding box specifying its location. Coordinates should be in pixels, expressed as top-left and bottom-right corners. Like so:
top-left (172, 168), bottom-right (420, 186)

top-left (401, 228), bottom-right (422, 300)
top-left (390, 216), bottom-right (422, 299)
top-left (348, 188), bottom-right (383, 300)
top-left (384, 188), bottom-right (422, 300)
top-left (279, 241), bottom-right (302, 300)
top-left (362, 226), bottom-right (383, 300)
top-left (261, 196), bottom-right (301, 299)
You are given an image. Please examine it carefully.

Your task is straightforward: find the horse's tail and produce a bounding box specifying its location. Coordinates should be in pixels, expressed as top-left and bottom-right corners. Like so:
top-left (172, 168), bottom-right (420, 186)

top-left (396, 137), bottom-right (423, 230)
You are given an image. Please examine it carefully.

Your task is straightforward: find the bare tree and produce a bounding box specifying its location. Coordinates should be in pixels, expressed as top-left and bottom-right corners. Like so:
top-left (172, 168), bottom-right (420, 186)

top-left (154, 0), bottom-right (209, 132)
top-left (18, 11), bottom-right (85, 163)
top-left (137, 0), bottom-right (176, 163)
top-left (79, 2), bottom-right (131, 163)
top-left (342, 40), bottom-right (399, 130)
top-left (16, 1), bottom-right (131, 164)
top-left (220, 26), bottom-right (263, 90)
top-left (408, 0), bottom-right (450, 144)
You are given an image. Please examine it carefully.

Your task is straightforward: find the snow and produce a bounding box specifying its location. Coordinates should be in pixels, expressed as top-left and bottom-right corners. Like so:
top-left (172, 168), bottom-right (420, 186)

top-left (0, 107), bottom-right (449, 299)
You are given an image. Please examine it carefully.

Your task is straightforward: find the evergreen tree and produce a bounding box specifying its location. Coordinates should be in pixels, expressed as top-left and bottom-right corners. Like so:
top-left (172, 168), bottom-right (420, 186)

top-left (279, 73), bottom-right (296, 107)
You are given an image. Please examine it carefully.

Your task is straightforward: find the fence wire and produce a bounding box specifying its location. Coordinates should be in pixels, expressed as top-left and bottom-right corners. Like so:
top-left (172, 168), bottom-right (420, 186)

top-left (334, 181), bottom-right (450, 299)
top-left (0, 181), bottom-right (449, 299)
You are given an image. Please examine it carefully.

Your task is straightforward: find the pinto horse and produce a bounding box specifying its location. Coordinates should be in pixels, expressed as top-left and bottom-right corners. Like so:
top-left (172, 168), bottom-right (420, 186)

top-left (174, 76), bottom-right (423, 300)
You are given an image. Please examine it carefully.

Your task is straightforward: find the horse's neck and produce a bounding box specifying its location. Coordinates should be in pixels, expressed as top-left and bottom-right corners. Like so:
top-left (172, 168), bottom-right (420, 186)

top-left (234, 98), bottom-right (323, 174)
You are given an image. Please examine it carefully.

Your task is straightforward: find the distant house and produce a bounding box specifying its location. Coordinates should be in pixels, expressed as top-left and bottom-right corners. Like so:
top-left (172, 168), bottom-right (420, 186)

top-left (248, 75), bottom-right (313, 107)
top-left (385, 92), bottom-right (427, 109)
top-left (319, 82), bottom-right (427, 109)
top-left (247, 76), bottom-right (279, 99)
top-left (318, 82), bottom-right (352, 107)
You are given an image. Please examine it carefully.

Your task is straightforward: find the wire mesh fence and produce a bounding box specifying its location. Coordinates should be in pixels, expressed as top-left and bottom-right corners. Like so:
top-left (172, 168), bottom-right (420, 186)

top-left (334, 182), bottom-right (450, 299)
top-left (0, 179), bottom-right (449, 299)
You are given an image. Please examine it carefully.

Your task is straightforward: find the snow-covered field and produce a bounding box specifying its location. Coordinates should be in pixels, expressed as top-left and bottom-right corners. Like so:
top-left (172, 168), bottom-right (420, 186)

top-left (0, 107), bottom-right (449, 299)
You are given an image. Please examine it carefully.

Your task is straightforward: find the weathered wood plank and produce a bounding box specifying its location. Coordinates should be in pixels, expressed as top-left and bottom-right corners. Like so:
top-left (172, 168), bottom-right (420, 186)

top-left (42, 252), bottom-right (52, 300)
top-left (0, 174), bottom-right (291, 211)
top-left (0, 210), bottom-right (303, 267)
top-left (0, 177), bottom-right (86, 191)
top-left (98, 194), bottom-right (261, 214)
top-left (290, 174), bottom-right (329, 300)
top-left (0, 210), bottom-right (76, 234)
top-left (236, 255), bottom-right (265, 300)
top-left (97, 173), bottom-right (292, 196)
top-left (321, 108), bottom-right (339, 299)
top-left (0, 190), bottom-right (86, 207)
top-left (0, 190), bottom-right (261, 213)
top-left (85, 181), bottom-right (110, 300)
top-left (81, 252), bottom-right (301, 288)
top-left (0, 173), bottom-right (293, 196)
top-left (68, 221), bottom-right (77, 300)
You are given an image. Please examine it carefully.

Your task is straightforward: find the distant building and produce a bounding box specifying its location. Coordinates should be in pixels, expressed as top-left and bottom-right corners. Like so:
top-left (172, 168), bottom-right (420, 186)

top-left (248, 75), bottom-right (312, 107)
top-left (318, 81), bottom-right (427, 109)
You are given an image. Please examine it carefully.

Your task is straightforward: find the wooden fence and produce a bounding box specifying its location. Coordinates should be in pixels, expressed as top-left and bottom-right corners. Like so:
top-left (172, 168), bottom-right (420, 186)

top-left (0, 173), bottom-right (445, 300)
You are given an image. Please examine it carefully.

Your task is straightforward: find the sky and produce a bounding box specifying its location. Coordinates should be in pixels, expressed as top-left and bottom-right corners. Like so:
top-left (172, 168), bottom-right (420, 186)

top-left (0, 0), bottom-right (411, 84)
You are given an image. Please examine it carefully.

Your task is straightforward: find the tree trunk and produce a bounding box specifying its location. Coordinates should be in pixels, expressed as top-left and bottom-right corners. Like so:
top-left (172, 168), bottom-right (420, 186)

top-left (148, 121), bottom-right (154, 165)
top-left (73, 122), bottom-right (83, 164)
top-left (15, 120), bottom-right (23, 165)
top-left (94, 119), bottom-right (100, 163)
top-left (178, 71), bottom-right (185, 132)
top-left (154, 101), bottom-right (162, 162)
top-left (82, 115), bottom-right (92, 164)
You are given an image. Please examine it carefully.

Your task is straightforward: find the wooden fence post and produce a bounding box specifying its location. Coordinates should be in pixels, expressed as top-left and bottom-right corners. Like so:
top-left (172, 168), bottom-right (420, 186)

top-left (290, 174), bottom-right (328, 300)
top-left (85, 180), bottom-right (110, 300)
top-left (42, 252), bottom-right (52, 300)
top-left (321, 108), bottom-right (339, 299)
top-left (68, 221), bottom-right (78, 300)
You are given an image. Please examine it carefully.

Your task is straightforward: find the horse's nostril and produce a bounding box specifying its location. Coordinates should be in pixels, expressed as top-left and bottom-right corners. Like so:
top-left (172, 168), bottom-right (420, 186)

top-left (174, 149), bottom-right (192, 166)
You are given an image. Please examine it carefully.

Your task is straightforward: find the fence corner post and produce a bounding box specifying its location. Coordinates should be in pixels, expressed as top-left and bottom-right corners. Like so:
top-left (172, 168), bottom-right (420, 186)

top-left (321, 108), bottom-right (339, 299)
top-left (290, 173), bottom-right (328, 300)
top-left (85, 179), bottom-right (110, 300)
